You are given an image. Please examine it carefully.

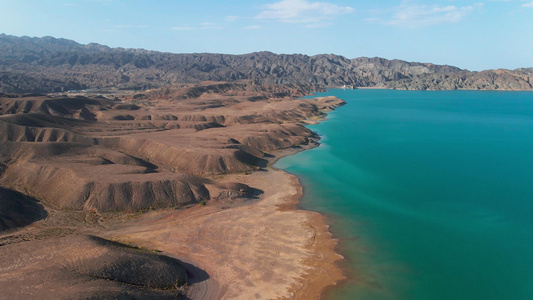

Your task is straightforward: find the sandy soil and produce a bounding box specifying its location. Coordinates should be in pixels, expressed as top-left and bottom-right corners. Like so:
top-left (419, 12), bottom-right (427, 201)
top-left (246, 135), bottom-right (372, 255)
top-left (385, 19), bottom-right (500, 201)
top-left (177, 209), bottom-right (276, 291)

top-left (104, 168), bottom-right (344, 300)
top-left (0, 83), bottom-right (346, 299)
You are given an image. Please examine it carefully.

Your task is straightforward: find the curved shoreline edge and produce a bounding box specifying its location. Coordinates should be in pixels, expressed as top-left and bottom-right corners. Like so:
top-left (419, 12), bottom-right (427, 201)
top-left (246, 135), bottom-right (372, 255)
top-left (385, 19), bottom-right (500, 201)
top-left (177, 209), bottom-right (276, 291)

top-left (104, 161), bottom-right (346, 300)
top-left (0, 90), bottom-right (347, 299)
top-left (102, 95), bottom-right (347, 300)
top-left (278, 170), bottom-right (346, 299)
top-left (267, 97), bottom-right (347, 299)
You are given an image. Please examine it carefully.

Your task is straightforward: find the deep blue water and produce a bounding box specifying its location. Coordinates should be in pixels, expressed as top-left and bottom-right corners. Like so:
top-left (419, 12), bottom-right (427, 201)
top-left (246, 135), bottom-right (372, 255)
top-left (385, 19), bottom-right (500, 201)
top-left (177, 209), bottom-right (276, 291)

top-left (275, 89), bottom-right (533, 300)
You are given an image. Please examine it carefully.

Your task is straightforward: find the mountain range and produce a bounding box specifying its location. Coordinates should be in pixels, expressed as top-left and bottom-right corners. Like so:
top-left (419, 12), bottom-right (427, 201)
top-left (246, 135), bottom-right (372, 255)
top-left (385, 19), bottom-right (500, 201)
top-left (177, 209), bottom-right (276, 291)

top-left (1, 34), bottom-right (532, 93)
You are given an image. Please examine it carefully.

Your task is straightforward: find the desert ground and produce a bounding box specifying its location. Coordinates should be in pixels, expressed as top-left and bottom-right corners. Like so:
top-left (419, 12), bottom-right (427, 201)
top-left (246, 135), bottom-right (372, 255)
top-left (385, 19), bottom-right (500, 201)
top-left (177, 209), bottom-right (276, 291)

top-left (0, 81), bottom-right (345, 299)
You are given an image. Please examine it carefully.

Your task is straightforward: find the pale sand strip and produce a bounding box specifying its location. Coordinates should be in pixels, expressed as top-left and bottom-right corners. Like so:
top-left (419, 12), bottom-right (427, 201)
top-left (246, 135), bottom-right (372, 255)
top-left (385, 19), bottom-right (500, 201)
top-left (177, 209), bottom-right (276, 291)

top-left (104, 168), bottom-right (345, 299)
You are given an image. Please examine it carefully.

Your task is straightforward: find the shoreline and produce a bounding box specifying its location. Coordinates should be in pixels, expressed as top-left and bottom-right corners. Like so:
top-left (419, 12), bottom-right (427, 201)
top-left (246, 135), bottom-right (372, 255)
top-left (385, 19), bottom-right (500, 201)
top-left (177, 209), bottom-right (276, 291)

top-left (270, 145), bottom-right (348, 299)
top-left (281, 172), bottom-right (347, 299)
top-left (102, 102), bottom-right (347, 299)
top-left (104, 162), bottom-right (345, 299)
top-left (0, 90), bottom-right (347, 299)
top-left (268, 112), bottom-right (348, 299)
top-left (4, 86), bottom-right (533, 299)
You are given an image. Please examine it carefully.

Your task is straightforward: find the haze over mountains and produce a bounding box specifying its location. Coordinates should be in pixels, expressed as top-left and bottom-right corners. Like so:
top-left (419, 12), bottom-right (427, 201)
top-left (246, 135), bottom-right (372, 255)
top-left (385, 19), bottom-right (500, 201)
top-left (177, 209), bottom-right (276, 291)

top-left (1, 34), bottom-right (532, 93)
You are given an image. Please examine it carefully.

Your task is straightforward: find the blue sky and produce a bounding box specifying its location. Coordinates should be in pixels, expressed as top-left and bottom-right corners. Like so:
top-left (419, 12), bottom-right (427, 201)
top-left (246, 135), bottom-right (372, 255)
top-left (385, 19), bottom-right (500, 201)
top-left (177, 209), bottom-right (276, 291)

top-left (1, 0), bottom-right (532, 71)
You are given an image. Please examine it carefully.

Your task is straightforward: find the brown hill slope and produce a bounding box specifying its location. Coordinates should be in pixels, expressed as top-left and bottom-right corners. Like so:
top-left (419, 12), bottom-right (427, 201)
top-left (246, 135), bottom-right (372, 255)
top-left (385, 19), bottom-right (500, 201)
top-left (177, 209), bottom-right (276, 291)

top-left (0, 187), bottom-right (47, 232)
top-left (0, 82), bottom-right (345, 299)
top-left (0, 82), bottom-right (344, 213)
top-left (0, 234), bottom-right (188, 299)
top-left (386, 68), bottom-right (533, 90)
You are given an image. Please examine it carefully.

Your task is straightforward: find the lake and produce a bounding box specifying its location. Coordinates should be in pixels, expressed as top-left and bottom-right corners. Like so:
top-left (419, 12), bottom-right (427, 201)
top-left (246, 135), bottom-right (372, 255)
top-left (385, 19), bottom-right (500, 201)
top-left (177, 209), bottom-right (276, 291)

top-left (275, 89), bottom-right (533, 300)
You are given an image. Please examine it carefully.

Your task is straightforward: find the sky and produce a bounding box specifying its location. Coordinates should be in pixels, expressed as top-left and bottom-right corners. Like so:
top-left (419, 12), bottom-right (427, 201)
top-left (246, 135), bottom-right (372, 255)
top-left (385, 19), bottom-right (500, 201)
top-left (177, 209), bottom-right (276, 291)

top-left (1, 0), bottom-right (532, 71)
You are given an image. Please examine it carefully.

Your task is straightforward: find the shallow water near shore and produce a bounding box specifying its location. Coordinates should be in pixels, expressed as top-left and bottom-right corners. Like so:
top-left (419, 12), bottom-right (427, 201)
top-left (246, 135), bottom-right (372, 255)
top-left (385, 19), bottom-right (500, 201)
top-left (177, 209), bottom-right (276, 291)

top-left (275, 89), bottom-right (533, 300)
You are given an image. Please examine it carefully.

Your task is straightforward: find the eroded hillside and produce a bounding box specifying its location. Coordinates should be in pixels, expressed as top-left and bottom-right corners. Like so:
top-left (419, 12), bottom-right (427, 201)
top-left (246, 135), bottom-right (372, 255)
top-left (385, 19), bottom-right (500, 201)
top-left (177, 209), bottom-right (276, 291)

top-left (2, 34), bottom-right (530, 93)
top-left (0, 82), bottom-right (342, 213)
top-left (0, 81), bottom-right (344, 298)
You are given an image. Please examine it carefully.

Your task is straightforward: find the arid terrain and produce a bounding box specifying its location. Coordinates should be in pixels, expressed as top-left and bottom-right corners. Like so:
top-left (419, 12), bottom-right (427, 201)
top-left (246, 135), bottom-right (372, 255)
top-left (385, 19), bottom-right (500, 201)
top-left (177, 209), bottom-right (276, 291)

top-left (6, 33), bottom-right (530, 299)
top-left (1, 34), bottom-right (532, 94)
top-left (0, 81), bottom-right (345, 299)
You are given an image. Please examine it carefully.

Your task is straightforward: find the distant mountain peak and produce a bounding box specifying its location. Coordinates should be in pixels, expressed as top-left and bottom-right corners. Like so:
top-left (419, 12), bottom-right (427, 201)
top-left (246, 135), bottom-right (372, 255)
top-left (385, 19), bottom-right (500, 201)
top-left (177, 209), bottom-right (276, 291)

top-left (0, 34), bottom-right (531, 93)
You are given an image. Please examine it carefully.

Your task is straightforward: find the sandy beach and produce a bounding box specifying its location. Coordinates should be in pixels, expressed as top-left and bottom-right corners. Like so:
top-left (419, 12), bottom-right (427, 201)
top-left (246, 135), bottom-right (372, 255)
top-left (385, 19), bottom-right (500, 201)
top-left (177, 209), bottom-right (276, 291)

top-left (103, 159), bottom-right (345, 299)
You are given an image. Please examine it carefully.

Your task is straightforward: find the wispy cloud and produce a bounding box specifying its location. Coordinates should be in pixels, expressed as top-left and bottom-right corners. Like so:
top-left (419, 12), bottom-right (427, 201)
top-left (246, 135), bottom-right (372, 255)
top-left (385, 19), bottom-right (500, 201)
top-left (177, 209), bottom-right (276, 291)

top-left (91, 0), bottom-right (113, 5)
top-left (171, 23), bottom-right (222, 31)
top-left (255, 0), bottom-right (353, 26)
top-left (386, 2), bottom-right (482, 28)
top-left (199, 22), bottom-right (221, 29)
top-left (115, 25), bottom-right (149, 29)
top-left (304, 22), bottom-right (332, 28)
top-left (522, 1), bottom-right (533, 7)
top-left (171, 26), bottom-right (195, 31)
top-left (225, 16), bottom-right (239, 22)
top-left (243, 25), bottom-right (261, 29)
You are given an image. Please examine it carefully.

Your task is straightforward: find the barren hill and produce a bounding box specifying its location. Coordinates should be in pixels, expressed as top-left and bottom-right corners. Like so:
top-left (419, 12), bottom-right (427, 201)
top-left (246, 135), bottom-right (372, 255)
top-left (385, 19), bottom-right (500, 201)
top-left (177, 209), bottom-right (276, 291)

top-left (0, 82), bottom-right (342, 213)
top-left (1, 34), bottom-right (531, 92)
top-left (0, 81), bottom-right (345, 298)
top-left (0, 234), bottom-right (189, 299)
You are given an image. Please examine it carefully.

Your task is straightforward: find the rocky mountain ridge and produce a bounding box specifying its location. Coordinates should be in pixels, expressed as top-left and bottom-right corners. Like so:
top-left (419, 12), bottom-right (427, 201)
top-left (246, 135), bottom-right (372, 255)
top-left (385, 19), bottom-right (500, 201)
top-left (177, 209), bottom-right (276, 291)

top-left (1, 34), bottom-right (532, 93)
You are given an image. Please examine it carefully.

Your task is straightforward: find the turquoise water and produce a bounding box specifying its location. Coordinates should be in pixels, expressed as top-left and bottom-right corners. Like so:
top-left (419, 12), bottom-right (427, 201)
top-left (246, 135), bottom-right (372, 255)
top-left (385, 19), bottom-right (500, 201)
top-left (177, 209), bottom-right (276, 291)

top-left (275, 89), bottom-right (533, 300)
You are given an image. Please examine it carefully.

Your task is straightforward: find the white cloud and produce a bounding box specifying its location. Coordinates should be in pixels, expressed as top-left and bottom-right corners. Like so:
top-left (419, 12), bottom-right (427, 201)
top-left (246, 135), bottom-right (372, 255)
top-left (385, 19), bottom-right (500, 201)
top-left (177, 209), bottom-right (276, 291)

top-left (171, 23), bottom-right (221, 31)
top-left (92, 0), bottom-right (113, 5)
top-left (225, 16), bottom-right (239, 22)
top-left (171, 26), bottom-right (195, 31)
top-left (522, 1), bottom-right (533, 7)
top-left (115, 25), bottom-right (149, 29)
top-left (200, 22), bottom-right (221, 29)
top-left (243, 25), bottom-right (261, 29)
top-left (387, 2), bottom-right (481, 28)
top-left (256, 0), bottom-right (353, 25)
top-left (305, 22), bottom-right (331, 28)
